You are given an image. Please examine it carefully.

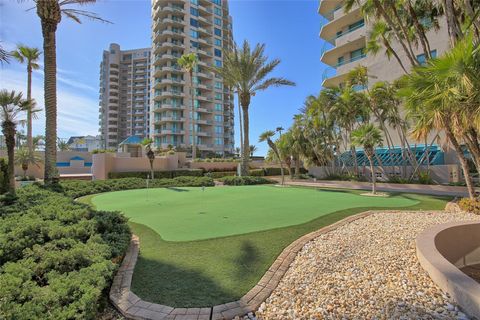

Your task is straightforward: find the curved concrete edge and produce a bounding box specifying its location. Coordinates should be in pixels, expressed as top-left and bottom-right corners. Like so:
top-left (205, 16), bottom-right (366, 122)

top-left (416, 221), bottom-right (480, 319)
top-left (110, 211), bottom-right (378, 320)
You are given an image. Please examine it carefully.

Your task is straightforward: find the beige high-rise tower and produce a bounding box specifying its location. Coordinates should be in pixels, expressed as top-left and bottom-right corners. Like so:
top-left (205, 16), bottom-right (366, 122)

top-left (151, 0), bottom-right (235, 157)
top-left (99, 44), bottom-right (151, 149)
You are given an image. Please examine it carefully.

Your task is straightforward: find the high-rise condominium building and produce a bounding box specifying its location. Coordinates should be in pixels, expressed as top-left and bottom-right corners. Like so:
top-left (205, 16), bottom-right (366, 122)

top-left (150, 0), bottom-right (235, 156)
top-left (99, 44), bottom-right (151, 149)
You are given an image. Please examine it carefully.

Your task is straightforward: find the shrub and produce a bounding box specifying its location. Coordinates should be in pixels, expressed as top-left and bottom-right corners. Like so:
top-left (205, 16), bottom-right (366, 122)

top-left (219, 176), bottom-right (276, 186)
top-left (249, 169), bottom-right (265, 177)
top-left (205, 171), bottom-right (236, 179)
top-left (458, 198), bottom-right (480, 214)
top-left (0, 185), bottom-right (131, 319)
top-left (108, 169), bottom-right (203, 179)
top-left (264, 167), bottom-right (282, 176)
top-left (0, 158), bottom-right (8, 194)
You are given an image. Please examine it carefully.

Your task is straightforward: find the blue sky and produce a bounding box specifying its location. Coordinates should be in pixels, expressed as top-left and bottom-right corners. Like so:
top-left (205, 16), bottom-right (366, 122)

top-left (0, 0), bottom-right (330, 155)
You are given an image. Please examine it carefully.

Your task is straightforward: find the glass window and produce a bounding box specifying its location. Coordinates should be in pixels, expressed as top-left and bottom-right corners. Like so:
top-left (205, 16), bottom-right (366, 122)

top-left (416, 49), bottom-right (437, 65)
top-left (215, 59), bottom-right (222, 67)
top-left (212, 0), bottom-right (221, 5)
top-left (214, 38), bottom-right (222, 46)
top-left (215, 81), bottom-right (222, 89)
top-left (190, 0), bottom-right (198, 4)
top-left (215, 137), bottom-right (223, 145)
top-left (214, 48), bottom-right (222, 57)
top-left (190, 7), bottom-right (199, 16)
top-left (337, 56), bottom-right (345, 66)
top-left (215, 93), bottom-right (222, 100)
top-left (348, 19), bottom-right (365, 31)
top-left (190, 30), bottom-right (199, 38)
top-left (215, 103), bottom-right (222, 111)
top-left (190, 18), bottom-right (199, 27)
top-left (191, 41), bottom-right (199, 48)
top-left (214, 7), bottom-right (222, 15)
top-left (350, 48), bottom-right (365, 61)
top-left (215, 115), bottom-right (223, 122)
top-left (214, 17), bottom-right (222, 26)
top-left (215, 126), bottom-right (222, 134)
top-left (214, 28), bottom-right (221, 36)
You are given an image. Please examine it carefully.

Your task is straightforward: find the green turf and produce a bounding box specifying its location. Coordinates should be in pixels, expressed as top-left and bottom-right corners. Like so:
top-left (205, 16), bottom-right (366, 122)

top-left (90, 185), bottom-right (419, 241)
top-left (81, 186), bottom-right (450, 307)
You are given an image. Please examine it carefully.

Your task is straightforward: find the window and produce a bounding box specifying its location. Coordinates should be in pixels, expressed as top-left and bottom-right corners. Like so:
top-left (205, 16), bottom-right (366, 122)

top-left (215, 81), bottom-right (222, 89)
top-left (214, 28), bottom-right (222, 36)
top-left (214, 7), bottom-right (222, 15)
top-left (214, 48), bottom-right (222, 57)
top-left (190, 30), bottom-right (199, 38)
top-left (190, 18), bottom-right (199, 27)
top-left (215, 93), bottom-right (222, 100)
top-left (214, 38), bottom-right (222, 46)
top-left (337, 56), bottom-right (345, 66)
top-left (348, 19), bottom-right (364, 31)
top-left (214, 17), bottom-right (222, 26)
top-left (417, 49), bottom-right (437, 65)
top-left (190, 0), bottom-right (198, 4)
top-left (215, 59), bottom-right (222, 67)
top-left (215, 126), bottom-right (222, 134)
top-left (215, 137), bottom-right (223, 145)
top-left (215, 103), bottom-right (222, 111)
top-left (215, 115), bottom-right (223, 122)
top-left (190, 7), bottom-right (198, 16)
top-left (191, 41), bottom-right (199, 48)
top-left (212, 0), bottom-right (221, 5)
top-left (350, 48), bottom-right (365, 62)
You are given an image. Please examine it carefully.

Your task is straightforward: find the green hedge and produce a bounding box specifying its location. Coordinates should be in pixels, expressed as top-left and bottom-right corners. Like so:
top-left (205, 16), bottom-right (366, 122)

top-left (58, 176), bottom-right (215, 199)
top-left (219, 176), bottom-right (276, 186)
top-left (264, 167), bottom-right (282, 176)
top-left (204, 171), bottom-right (236, 179)
top-left (0, 185), bottom-right (131, 319)
top-left (249, 169), bottom-right (265, 176)
top-left (108, 169), bottom-right (203, 179)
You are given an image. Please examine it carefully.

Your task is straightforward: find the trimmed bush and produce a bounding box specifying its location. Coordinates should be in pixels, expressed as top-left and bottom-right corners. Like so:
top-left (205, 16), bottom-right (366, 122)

top-left (0, 185), bottom-right (131, 319)
top-left (205, 171), bottom-right (236, 179)
top-left (249, 169), bottom-right (265, 177)
top-left (108, 169), bottom-right (203, 179)
top-left (458, 198), bottom-right (480, 214)
top-left (219, 176), bottom-right (276, 186)
top-left (264, 167), bottom-right (282, 176)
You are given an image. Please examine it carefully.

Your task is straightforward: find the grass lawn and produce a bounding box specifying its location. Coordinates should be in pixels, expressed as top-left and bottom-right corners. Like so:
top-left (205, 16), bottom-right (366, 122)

top-left (81, 185), bottom-right (449, 307)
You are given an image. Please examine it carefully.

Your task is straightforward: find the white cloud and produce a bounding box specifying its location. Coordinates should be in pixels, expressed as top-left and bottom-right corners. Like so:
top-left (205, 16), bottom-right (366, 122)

top-left (0, 67), bottom-right (99, 139)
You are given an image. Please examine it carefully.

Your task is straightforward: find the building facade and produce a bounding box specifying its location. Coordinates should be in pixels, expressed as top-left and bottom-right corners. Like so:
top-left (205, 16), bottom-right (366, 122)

top-left (99, 44), bottom-right (151, 149)
top-left (67, 135), bottom-right (103, 152)
top-left (150, 0), bottom-right (235, 156)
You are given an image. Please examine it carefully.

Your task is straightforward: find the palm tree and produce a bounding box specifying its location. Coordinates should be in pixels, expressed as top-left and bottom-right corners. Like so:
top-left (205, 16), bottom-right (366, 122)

top-left (57, 138), bottom-right (70, 151)
top-left (0, 43), bottom-right (10, 64)
top-left (11, 46), bottom-right (41, 154)
top-left (30, 0), bottom-right (109, 185)
top-left (15, 148), bottom-right (42, 179)
top-left (141, 138), bottom-right (155, 179)
top-left (177, 53), bottom-right (198, 159)
top-left (0, 90), bottom-right (28, 194)
top-left (259, 130), bottom-right (285, 185)
top-left (275, 126), bottom-right (284, 136)
top-left (218, 40), bottom-right (295, 175)
top-left (249, 145), bottom-right (257, 157)
top-left (350, 124), bottom-right (383, 194)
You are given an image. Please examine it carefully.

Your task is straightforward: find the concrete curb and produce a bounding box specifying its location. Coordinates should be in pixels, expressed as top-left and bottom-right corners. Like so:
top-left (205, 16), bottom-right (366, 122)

top-left (110, 211), bottom-right (377, 320)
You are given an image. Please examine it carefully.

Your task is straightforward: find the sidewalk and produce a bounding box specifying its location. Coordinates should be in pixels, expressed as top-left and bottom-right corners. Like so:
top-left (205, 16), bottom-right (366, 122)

top-left (271, 177), bottom-right (475, 197)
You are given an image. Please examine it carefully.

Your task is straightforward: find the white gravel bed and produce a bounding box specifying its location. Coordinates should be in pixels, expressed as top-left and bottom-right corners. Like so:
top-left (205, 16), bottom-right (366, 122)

top-left (257, 211), bottom-right (480, 320)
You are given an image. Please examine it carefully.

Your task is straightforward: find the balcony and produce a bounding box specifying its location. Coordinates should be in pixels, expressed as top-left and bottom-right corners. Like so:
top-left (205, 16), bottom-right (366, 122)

top-left (321, 36), bottom-right (366, 68)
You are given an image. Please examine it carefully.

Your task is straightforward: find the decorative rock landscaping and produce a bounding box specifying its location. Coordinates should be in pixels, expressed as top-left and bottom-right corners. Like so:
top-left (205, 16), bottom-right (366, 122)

top-left (256, 210), bottom-right (480, 320)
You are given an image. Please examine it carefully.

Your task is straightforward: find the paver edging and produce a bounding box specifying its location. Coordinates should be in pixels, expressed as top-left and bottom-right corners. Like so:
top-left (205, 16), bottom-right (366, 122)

top-left (110, 210), bottom-right (383, 320)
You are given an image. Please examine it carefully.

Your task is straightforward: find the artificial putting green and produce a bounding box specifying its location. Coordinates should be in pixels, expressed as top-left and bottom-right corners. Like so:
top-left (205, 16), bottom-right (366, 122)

top-left (90, 185), bottom-right (419, 241)
top-left (82, 186), bottom-right (449, 307)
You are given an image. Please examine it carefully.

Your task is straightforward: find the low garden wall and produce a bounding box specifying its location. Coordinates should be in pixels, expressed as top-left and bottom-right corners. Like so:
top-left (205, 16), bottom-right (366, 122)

top-left (416, 221), bottom-right (480, 319)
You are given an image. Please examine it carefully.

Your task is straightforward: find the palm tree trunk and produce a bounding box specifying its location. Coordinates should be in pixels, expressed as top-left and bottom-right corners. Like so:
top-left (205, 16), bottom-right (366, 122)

top-left (27, 64), bottom-right (33, 154)
top-left (445, 125), bottom-right (476, 199)
top-left (463, 128), bottom-right (480, 174)
top-left (2, 122), bottom-right (15, 194)
top-left (238, 102), bottom-right (243, 163)
top-left (42, 22), bottom-right (58, 184)
top-left (190, 70), bottom-right (196, 160)
top-left (295, 157), bottom-right (300, 178)
top-left (241, 105), bottom-right (249, 176)
top-left (443, 0), bottom-right (463, 44)
top-left (382, 37), bottom-right (409, 73)
top-left (406, 0), bottom-right (432, 58)
top-left (367, 153), bottom-right (376, 194)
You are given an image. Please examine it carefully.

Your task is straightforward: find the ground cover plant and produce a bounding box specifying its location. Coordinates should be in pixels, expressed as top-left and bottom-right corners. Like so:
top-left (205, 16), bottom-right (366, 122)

top-left (218, 176), bottom-right (276, 185)
top-left (0, 184), bottom-right (131, 319)
top-left (81, 185), bottom-right (450, 307)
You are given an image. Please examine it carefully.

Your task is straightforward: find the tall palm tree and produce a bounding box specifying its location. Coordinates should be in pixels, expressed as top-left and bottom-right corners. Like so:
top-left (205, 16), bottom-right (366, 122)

top-left (11, 45), bottom-right (41, 154)
top-left (31, 0), bottom-right (110, 185)
top-left (259, 130), bottom-right (285, 185)
top-left (275, 126), bottom-right (284, 136)
top-left (141, 138), bottom-right (155, 179)
top-left (218, 40), bottom-right (295, 175)
top-left (249, 145), bottom-right (257, 157)
top-left (177, 53), bottom-right (198, 159)
top-left (350, 124), bottom-right (383, 194)
top-left (0, 90), bottom-right (28, 195)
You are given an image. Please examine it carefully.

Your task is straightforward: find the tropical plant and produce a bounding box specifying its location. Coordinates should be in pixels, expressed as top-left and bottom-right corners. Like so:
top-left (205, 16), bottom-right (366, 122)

top-left (0, 43), bottom-right (10, 64)
top-left (249, 145), bottom-right (257, 157)
top-left (0, 90), bottom-right (28, 194)
top-left (259, 130), bottom-right (285, 185)
top-left (218, 40), bottom-right (295, 175)
top-left (275, 126), bottom-right (284, 136)
top-left (141, 137), bottom-right (155, 179)
top-left (402, 35), bottom-right (480, 199)
top-left (350, 124), bottom-right (383, 194)
top-left (14, 148), bottom-right (42, 179)
top-left (11, 45), bottom-right (41, 154)
top-left (57, 138), bottom-right (70, 151)
top-left (29, 0), bottom-right (109, 185)
top-left (177, 53), bottom-right (198, 159)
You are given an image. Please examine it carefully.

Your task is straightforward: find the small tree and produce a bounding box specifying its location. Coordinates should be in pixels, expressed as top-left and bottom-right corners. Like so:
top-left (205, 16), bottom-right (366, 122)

top-left (57, 138), bottom-right (70, 151)
top-left (15, 148), bottom-right (42, 179)
top-left (350, 124), bottom-right (383, 194)
top-left (141, 138), bottom-right (155, 179)
top-left (259, 130), bottom-right (285, 185)
top-left (249, 145), bottom-right (257, 157)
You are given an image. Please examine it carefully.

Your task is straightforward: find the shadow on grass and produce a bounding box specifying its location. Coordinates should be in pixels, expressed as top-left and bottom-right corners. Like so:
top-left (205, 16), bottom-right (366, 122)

top-left (165, 187), bottom-right (190, 192)
top-left (233, 241), bottom-right (261, 280)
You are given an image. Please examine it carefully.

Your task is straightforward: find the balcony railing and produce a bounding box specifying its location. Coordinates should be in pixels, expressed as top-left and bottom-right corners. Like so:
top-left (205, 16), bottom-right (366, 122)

top-left (336, 53), bottom-right (366, 68)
